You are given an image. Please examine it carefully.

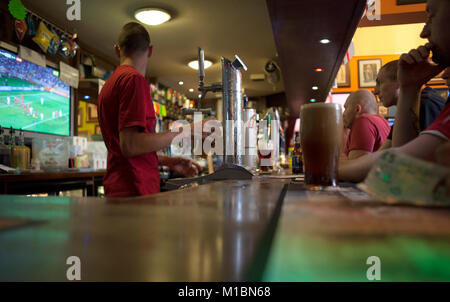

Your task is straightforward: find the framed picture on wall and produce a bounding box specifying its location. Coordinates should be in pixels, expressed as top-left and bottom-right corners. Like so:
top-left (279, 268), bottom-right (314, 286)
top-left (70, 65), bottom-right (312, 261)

top-left (358, 59), bottom-right (382, 88)
top-left (87, 103), bottom-right (98, 122)
top-left (336, 62), bottom-right (351, 88)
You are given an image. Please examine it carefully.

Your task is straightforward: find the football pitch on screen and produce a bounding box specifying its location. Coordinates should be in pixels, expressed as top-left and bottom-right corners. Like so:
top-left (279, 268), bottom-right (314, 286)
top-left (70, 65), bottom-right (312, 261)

top-left (0, 89), bottom-right (70, 136)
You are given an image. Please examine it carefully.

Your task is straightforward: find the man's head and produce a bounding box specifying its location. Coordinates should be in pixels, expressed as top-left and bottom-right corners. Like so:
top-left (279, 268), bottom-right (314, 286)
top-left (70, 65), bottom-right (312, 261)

top-left (374, 60), bottom-right (400, 107)
top-left (343, 89), bottom-right (378, 129)
top-left (115, 22), bottom-right (152, 60)
top-left (421, 0), bottom-right (450, 66)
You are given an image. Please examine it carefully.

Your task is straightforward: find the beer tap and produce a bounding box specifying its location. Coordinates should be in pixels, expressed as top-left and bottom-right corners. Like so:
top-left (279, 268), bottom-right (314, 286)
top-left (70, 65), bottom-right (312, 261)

top-left (181, 47), bottom-right (221, 116)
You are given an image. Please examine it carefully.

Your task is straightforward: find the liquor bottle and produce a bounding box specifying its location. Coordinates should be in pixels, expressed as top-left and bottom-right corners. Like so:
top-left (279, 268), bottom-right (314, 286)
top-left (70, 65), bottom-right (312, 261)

top-left (292, 132), bottom-right (303, 174)
top-left (18, 129), bottom-right (31, 169)
top-left (10, 128), bottom-right (30, 170)
top-left (0, 126), bottom-right (11, 167)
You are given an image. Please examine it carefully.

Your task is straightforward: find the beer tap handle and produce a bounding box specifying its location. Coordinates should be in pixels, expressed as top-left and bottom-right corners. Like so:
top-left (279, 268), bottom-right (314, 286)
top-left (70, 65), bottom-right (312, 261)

top-left (232, 55), bottom-right (248, 71)
top-left (198, 47), bottom-right (205, 85)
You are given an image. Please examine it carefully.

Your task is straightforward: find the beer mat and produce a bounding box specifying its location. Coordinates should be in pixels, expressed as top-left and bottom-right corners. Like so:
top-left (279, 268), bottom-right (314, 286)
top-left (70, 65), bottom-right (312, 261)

top-left (285, 183), bottom-right (375, 202)
top-left (0, 218), bottom-right (34, 231)
top-left (358, 150), bottom-right (450, 207)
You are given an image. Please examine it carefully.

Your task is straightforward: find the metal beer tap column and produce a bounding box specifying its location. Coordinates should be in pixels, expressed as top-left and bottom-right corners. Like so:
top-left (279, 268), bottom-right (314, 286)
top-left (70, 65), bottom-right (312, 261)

top-left (174, 47), bottom-right (253, 185)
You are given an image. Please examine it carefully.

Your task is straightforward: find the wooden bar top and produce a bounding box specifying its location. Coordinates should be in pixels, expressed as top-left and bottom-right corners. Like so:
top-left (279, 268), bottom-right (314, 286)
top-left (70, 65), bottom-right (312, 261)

top-left (0, 170), bottom-right (106, 182)
top-left (1, 178), bottom-right (450, 281)
top-left (263, 183), bottom-right (450, 282)
top-left (0, 178), bottom-right (288, 281)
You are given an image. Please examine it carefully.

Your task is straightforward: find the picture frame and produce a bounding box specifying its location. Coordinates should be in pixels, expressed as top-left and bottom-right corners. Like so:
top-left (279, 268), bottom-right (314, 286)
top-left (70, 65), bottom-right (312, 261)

top-left (77, 108), bottom-right (83, 127)
top-left (86, 103), bottom-right (98, 122)
top-left (94, 125), bottom-right (102, 135)
top-left (358, 59), bottom-right (382, 88)
top-left (336, 62), bottom-right (351, 88)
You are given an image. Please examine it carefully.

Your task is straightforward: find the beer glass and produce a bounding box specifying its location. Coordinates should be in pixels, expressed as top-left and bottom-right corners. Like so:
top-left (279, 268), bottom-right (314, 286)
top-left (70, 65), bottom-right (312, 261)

top-left (300, 103), bottom-right (343, 187)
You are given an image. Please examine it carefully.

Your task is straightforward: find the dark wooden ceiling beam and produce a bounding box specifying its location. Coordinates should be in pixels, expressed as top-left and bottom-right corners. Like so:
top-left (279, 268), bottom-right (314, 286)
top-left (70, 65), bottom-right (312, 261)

top-left (266, 0), bottom-right (366, 117)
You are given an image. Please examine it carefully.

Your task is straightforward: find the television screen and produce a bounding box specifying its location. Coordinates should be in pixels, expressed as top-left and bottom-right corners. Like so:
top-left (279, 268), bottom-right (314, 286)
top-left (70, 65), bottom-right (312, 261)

top-left (0, 48), bottom-right (71, 136)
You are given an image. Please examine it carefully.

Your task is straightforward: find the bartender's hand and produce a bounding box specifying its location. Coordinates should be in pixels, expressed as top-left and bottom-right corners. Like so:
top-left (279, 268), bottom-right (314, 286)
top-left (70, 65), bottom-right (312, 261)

top-left (168, 157), bottom-right (202, 178)
top-left (398, 43), bottom-right (444, 90)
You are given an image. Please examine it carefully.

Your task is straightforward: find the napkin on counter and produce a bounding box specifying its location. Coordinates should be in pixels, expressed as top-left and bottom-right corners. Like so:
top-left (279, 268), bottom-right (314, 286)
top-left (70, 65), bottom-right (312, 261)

top-left (358, 150), bottom-right (450, 206)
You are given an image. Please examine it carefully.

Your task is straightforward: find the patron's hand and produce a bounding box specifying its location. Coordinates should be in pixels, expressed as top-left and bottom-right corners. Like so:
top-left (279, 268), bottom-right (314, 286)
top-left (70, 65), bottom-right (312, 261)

top-left (168, 157), bottom-right (203, 178)
top-left (398, 43), bottom-right (444, 90)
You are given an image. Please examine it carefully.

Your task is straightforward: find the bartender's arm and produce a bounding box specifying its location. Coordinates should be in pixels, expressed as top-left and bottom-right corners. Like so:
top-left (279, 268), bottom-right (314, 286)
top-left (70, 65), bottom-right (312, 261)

top-left (120, 123), bottom-right (206, 177)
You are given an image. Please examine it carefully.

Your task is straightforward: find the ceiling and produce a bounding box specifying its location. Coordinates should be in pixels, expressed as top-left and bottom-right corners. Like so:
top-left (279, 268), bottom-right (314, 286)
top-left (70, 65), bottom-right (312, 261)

top-left (266, 0), bottom-right (366, 117)
top-left (22, 0), bottom-right (284, 99)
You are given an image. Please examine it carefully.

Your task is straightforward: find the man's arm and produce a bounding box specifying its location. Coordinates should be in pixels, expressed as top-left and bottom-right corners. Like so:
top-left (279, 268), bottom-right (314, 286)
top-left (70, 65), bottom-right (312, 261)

top-left (339, 133), bottom-right (445, 183)
top-left (393, 44), bottom-right (445, 147)
top-left (378, 139), bottom-right (392, 151)
top-left (119, 128), bottom-right (178, 158)
top-left (347, 149), bottom-right (370, 160)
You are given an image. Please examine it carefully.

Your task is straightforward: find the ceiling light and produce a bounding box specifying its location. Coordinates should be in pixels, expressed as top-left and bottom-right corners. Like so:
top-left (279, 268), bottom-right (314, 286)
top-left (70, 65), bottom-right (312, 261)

top-left (135, 8), bottom-right (171, 26)
top-left (198, 94), bottom-right (202, 98)
top-left (312, 86), bottom-right (319, 90)
top-left (189, 88), bottom-right (194, 92)
top-left (188, 60), bottom-right (212, 70)
top-left (320, 39), bottom-right (331, 44)
top-left (315, 68), bottom-right (323, 72)
top-left (178, 81), bottom-right (184, 86)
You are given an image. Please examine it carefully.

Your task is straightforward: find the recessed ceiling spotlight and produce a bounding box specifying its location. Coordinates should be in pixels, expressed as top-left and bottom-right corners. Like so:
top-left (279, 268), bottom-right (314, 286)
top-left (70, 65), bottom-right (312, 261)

top-left (135, 8), bottom-right (171, 26)
top-left (315, 68), bottom-right (323, 72)
top-left (312, 86), bottom-right (319, 90)
top-left (189, 88), bottom-right (194, 92)
top-left (320, 39), bottom-right (331, 44)
top-left (178, 81), bottom-right (184, 86)
top-left (188, 60), bottom-right (213, 70)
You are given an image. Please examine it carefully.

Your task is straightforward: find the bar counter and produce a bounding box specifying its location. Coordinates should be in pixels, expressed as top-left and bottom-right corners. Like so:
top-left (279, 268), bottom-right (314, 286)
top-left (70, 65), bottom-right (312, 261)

top-left (1, 177), bottom-right (450, 282)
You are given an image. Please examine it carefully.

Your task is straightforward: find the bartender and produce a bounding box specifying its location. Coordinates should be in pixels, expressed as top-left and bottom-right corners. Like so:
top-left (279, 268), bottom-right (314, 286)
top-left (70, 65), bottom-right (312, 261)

top-left (98, 22), bottom-right (202, 197)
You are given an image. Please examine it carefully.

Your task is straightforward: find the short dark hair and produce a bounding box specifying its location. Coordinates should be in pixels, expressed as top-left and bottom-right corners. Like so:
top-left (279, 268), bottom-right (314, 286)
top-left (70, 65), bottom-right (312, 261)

top-left (379, 60), bottom-right (399, 82)
top-left (118, 22), bottom-right (151, 56)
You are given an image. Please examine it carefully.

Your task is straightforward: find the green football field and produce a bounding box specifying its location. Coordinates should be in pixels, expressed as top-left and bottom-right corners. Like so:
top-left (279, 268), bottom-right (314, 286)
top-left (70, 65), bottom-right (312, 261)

top-left (0, 89), bottom-right (70, 136)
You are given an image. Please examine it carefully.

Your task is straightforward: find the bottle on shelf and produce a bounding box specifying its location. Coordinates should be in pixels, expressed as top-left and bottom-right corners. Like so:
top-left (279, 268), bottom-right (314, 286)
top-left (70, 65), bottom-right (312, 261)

top-left (0, 126), bottom-right (12, 167)
top-left (10, 128), bottom-right (30, 170)
top-left (292, 132), bottom-right (303, 174)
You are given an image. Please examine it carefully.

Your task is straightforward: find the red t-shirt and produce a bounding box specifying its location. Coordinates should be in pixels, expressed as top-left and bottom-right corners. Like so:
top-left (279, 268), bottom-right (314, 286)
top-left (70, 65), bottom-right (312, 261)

top-left (344, 113), bottom-right (390, 156)
top-left (98, 65), bottom-right (160, 197)
top-left (421, 102), bottom-right (450, 141)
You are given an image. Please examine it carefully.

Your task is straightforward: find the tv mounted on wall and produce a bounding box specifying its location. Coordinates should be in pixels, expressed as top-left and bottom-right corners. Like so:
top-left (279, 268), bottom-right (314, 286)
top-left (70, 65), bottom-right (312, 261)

top-left (0, 48), bottom-right (71, 136)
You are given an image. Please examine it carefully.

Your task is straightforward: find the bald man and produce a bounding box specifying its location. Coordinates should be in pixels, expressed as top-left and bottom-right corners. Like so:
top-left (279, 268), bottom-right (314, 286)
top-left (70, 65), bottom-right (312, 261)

top-left (342, 90), bottom-right (390, 160)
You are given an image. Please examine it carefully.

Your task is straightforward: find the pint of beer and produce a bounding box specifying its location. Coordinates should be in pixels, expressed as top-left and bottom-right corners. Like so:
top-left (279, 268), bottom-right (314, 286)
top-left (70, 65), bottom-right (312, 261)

top-left (300, 103), bottom-right (343, 187)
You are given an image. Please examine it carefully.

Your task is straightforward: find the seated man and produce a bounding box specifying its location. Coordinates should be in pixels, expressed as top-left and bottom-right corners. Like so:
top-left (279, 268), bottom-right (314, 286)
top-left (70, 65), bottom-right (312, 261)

top-left (374, 60), bottom-right (446, 150)
top-left (339, 0), bottom-right (449, 184)
top-left (342, 90), bottom-right (390, 159)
